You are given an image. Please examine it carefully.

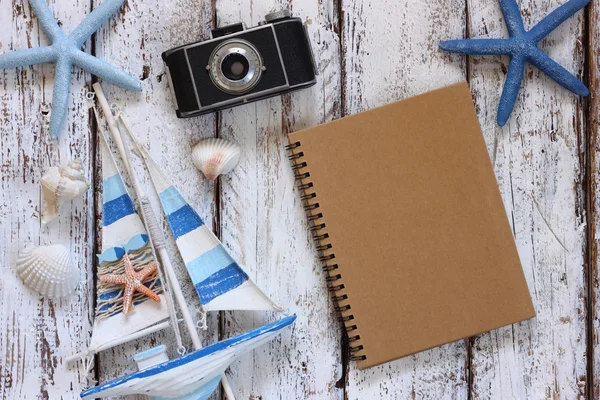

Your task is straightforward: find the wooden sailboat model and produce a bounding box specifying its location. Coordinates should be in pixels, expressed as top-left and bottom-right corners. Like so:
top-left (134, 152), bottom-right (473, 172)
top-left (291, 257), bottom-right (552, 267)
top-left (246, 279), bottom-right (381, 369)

top-left (76, 84), bottom-right (295, 399)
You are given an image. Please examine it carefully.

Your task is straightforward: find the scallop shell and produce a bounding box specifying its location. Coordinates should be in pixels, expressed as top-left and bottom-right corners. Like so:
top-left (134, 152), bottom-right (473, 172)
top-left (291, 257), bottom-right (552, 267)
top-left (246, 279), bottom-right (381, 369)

top-left (16, 244), bottom-right (79, 298)
top-left (41, 159), bottom-right (90, 224)
top-left (191, 139), bottom-right (241, 181)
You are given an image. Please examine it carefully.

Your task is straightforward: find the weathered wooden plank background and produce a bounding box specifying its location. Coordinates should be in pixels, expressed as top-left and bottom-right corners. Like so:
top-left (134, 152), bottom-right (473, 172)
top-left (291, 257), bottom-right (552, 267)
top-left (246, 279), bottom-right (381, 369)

top-left (0, 0), bottom-right (597, 399)
top-left (468, 0), bottom-right (587, 399)
top-left (0, 0), bottom-right (95, 399)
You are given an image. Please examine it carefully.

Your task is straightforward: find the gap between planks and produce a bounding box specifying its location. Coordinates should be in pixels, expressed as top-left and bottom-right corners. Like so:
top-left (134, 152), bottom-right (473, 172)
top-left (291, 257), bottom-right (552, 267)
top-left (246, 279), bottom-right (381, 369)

top-left (586, 1), bottom-right (598, 399)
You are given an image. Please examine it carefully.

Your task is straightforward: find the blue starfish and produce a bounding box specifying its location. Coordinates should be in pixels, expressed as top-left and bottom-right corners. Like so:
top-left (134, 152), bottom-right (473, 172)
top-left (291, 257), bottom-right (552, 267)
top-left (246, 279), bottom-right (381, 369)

top-left (0, 0), bottom-right (142, 138)
top-left (440, 0), bottom-right (589, 126)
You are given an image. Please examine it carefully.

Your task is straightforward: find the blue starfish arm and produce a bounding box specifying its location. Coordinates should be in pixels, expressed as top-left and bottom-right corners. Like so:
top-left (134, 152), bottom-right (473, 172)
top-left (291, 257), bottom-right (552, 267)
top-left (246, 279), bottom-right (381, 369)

top-left (497, 56), bottom-right (526, 126)
top-left (0, 46), bottom-right (56, 69)
top-left (29, 0), bottom-right (65, 42)
top-left (499, 0), bottom-right (525, 36)
top-left (528, 0), bottom-right (590, 42)
top-left (529, 48), bottom-right (589, 96)
top-left (439, 39), bottom-right (513, 55)
top-left (70, 50), bottom-right (142, 91)
top-left (439, 0), bottom-right (588, 126)
top-left (49, 58), bottom-right (73, 138)
top-left (69, 0), bottom-right (126, 47)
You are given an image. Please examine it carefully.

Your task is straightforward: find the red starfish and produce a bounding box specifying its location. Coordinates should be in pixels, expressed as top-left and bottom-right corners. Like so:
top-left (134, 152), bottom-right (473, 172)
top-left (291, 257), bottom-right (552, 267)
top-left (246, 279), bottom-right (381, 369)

top-left (99, 253), bottom-right (161, 314)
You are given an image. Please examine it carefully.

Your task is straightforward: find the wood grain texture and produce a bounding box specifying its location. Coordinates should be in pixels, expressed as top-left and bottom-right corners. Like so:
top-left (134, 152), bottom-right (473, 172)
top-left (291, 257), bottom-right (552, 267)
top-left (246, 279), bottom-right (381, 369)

top-left (215, 0), bottom-right (343, 398)
top-left (0, 0), bottom-right (95, 399)
top-left (91, 1), bottom-right (218, 399)
top-left (466, 0), bottom-right (588, 398)
top-left (589, 0), bottom-right (600, 398)
top-left (1, 0), bottom-right (597, 398)
top-left (340, 0), bottom-right (470, 399)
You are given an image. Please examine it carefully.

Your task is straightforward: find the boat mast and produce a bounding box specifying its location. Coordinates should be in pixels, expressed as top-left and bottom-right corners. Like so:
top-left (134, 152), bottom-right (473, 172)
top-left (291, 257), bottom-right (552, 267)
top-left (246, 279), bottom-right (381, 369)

top-left (92, 83), bottom-right (235, 400)
top-left (93, 83), bottom-right (197, 348)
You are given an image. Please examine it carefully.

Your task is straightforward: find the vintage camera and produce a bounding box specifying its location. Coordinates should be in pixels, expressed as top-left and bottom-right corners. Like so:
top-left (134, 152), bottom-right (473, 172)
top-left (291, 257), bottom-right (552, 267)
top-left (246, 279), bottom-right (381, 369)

top-left (162, 9), bottom-right (318, 118)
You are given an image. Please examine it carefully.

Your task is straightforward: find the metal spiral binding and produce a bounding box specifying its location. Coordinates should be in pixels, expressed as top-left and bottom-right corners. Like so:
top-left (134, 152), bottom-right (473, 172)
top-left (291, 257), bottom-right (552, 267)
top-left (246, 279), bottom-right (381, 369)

top-left (285, 140), bottom-right (366, 362)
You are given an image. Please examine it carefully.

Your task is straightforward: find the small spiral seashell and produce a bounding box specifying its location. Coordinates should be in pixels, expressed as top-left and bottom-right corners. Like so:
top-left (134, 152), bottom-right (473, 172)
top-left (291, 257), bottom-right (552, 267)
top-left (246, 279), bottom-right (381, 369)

top-left (191, 138), bottom-right (241, 181)
top-left (16, 244), bottom-right (80, 298)
top-left (41, 159), bottom-right (90, 224)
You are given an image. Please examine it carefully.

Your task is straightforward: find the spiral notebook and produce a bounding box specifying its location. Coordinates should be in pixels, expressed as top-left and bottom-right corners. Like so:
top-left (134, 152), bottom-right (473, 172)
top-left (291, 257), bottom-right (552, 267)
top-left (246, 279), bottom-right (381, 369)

top-left (286, 82), bottom-right (535, 369)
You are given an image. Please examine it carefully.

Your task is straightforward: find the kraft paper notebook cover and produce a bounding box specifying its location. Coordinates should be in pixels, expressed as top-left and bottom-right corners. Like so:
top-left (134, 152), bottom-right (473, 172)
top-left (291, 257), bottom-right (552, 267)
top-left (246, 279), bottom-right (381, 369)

top-left (286, 82), bottom-right (535, 369)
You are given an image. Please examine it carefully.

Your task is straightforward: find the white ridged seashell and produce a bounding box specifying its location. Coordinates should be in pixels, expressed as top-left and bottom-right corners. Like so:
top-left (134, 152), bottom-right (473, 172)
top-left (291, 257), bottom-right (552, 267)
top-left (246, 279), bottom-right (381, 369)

top-left (16, 244), bottom-right (79, 298)
top-left (191, 139), bottom-right (241, 181)
top-left (41, 159), bottom-right (90, 224)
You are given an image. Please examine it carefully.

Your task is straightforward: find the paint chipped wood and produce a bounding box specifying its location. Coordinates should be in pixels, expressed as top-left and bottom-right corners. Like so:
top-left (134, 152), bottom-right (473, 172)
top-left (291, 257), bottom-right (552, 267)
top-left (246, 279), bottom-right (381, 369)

top-left (0, 1), bottom-right (94, 399)
top-left (589, 0), bottom-right (600, 399)
top-left (466, 0), bottom-right (587, 398)
top-left (214, 1), bottom-right (344, 398)
top-left (91, 0), bottom-right (219, 399)
top-left (340, 0), bottom-right (470, 398)
top-left (1, 0), bottom-right (598, 398)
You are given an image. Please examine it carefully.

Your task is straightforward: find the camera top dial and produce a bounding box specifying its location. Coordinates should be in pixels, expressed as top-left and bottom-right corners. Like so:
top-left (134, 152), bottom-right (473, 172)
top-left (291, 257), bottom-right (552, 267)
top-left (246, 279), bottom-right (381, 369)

top-left (264, 9), bottom-right (291, 22)
top-left (207, 39), bottom-right (264, 95)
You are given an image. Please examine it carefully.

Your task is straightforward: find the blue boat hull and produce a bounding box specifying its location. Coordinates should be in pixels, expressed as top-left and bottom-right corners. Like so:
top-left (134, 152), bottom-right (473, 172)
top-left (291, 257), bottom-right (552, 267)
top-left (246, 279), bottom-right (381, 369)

top-left (80, 315), bottom-right (296, 399)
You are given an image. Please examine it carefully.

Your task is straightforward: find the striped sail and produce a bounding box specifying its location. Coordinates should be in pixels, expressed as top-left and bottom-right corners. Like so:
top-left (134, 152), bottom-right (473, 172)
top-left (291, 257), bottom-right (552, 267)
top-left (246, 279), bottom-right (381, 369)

top-left (80, 315), bottom-right (296, 399)
top-left (141, 149), bottom-right (283, 312)
top-left (88, 140), bottom-right (170, 353)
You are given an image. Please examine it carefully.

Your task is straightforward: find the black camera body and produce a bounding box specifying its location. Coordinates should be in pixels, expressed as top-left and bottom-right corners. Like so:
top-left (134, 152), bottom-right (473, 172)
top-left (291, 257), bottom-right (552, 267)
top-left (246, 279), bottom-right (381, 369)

top-left (162, 10), bottom-right (318, 118)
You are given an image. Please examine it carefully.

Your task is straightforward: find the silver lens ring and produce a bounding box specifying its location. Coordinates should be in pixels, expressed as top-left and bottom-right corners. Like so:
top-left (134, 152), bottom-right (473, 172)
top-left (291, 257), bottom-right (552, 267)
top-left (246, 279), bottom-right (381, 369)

top-left (208, 39), bottom-right (263, 94)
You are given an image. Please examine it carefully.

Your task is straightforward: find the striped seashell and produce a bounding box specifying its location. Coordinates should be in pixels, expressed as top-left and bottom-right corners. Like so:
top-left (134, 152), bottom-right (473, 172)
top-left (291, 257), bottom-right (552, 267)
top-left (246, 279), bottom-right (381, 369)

top-left (191, 138), bottom-right (241, 181)
top-left (16, 244), bottom-right (79, 298)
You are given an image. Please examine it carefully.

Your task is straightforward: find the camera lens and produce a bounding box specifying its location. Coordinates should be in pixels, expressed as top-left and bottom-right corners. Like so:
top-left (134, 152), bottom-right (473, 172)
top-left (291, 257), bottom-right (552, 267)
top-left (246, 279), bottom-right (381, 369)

top-left (208, 39), bottom-right (263, 94)
top-left (221, 53), bottom-right (250, 81)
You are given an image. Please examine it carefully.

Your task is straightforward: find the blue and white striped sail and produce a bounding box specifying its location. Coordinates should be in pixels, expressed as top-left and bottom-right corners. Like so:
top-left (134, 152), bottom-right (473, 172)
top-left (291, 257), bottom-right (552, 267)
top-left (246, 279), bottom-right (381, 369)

top-left (88, 139), bottom-right (170, 353)
top-left (80, 315), bottom-right (296, 399)
top-left (140, 148), bottom-right (283, 313)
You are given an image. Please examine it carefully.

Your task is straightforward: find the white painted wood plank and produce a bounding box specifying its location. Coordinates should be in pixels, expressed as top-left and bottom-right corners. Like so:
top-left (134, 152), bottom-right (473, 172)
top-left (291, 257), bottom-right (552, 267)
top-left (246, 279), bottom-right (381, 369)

top-left (466, 0), bottom-right (587, 398)
top-left (215, 0), bottom-right (344, 398)
top-left (91, 1), bottom-right (218, 399)
top-left (0, 0), bottom-right (94, 399)
top-left (340, 0), bottom-right (469, 399)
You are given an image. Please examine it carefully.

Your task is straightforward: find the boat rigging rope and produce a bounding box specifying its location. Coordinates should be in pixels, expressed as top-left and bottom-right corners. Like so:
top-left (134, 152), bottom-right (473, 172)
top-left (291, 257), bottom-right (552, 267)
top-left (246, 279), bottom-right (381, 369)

top-left (92, 100), bottom-right (186, 354)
